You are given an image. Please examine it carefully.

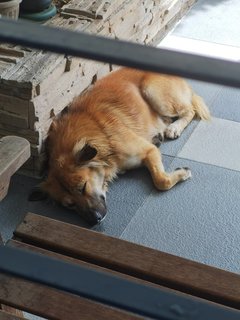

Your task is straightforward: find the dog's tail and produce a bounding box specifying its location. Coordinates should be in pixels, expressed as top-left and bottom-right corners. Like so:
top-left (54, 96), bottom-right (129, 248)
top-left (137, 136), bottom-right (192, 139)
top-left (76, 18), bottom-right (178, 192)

top-left (192, 93), bottom-right (211, 120)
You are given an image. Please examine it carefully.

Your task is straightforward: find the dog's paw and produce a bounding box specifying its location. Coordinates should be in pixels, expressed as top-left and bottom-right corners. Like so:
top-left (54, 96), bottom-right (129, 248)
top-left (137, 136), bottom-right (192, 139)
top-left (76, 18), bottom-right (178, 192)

top-left (175, 167), bottom-right (192, 181)
top-left (152, 132), bottom-right (164, 147)
top-left (165, 124), bottom-right (182, 139)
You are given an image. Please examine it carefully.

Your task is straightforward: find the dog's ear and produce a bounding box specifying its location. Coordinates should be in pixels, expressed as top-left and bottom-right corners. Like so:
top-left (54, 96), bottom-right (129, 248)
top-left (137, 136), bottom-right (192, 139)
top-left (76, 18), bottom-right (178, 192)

top-left (75, 143), bottom-right (97, 164)
top-left (28, 185), bottom-right (48, 201)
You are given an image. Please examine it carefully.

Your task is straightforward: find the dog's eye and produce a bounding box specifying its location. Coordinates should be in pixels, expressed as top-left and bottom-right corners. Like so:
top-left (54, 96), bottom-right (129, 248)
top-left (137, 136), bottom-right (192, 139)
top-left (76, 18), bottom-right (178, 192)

top-left (77, 182), bottom-right (87, 194)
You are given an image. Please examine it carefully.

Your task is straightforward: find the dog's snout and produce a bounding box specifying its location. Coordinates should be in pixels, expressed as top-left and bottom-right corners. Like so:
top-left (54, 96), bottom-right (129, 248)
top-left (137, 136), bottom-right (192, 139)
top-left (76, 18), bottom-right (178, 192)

top-left (84, 196), bottom-right (107, 225)
top-left (94, 211), bottom-right (104, 224)
top-left (87, 209), bottom-right (106, 226)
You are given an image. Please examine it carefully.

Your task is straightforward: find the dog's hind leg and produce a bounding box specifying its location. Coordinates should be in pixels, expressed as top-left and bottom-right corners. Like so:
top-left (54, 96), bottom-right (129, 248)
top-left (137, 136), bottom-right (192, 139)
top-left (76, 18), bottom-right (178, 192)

top-left (141, 75), bottom-right (196, 139)
top-left (164, 109), bottom-right (195, 139)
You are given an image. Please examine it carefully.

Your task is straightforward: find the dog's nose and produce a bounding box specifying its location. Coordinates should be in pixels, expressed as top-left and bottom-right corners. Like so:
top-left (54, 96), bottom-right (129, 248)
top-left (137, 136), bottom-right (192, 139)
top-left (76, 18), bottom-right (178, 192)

top-left (94, 211), bottom-right (105, 223)
top-left (84, 196), bottom-right (107, 225)
top-left (87, 210), bottom-right (106, 226)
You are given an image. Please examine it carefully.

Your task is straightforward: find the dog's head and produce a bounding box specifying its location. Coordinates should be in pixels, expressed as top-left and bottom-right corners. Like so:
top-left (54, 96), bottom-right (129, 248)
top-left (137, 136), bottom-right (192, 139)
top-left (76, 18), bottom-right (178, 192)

top-left (30, 139), bottom-right (111, 225)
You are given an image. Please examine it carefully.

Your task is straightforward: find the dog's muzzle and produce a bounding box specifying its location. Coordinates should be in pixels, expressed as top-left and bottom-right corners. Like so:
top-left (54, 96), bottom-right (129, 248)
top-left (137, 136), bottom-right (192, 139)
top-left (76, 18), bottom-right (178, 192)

top-left (83, 197), bottom-right (107, 225)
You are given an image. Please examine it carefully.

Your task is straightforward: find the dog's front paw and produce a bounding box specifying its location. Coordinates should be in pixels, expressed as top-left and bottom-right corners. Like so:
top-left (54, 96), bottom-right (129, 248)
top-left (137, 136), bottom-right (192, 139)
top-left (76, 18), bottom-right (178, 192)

top-left (165, 124), bottom-right (182, 139)
top-left (175, 167), bottom-right (192, 181)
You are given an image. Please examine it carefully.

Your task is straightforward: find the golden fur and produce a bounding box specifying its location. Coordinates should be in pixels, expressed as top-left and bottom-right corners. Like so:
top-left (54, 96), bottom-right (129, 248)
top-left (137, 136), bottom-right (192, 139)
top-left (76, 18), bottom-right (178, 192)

top-left (31, 68), bottom-right (210, 225)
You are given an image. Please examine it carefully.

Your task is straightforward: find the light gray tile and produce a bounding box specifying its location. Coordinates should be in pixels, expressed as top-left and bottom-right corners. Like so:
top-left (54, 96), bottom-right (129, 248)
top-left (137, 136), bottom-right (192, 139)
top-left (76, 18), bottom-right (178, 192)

top-left (173, 0), bottom-right (240, 47)
top-left (121, 159), bottom-right (240, 273)
top-left (178, 117), bottom-right (240, 171)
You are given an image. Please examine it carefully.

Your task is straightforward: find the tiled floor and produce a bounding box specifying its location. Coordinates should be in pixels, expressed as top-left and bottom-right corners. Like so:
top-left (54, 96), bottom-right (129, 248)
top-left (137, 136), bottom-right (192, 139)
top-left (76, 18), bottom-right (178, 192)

top-left (120, 0), bottom-right (240, 274)
top-left (1, 0), bottom-right (240, 292)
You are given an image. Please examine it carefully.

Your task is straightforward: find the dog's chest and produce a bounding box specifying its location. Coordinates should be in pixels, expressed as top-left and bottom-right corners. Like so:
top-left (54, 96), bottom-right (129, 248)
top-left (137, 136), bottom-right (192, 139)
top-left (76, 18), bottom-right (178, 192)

top-left (122, 156), bottom-right (142, 170)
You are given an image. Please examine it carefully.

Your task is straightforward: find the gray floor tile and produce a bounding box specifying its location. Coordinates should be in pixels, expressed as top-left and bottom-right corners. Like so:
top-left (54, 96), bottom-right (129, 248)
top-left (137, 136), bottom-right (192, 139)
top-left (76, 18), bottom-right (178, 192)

top-left (187, 79), bottom-right (223, 107)
top-left (94, 155), bottom-right (173, 236)
top-left (0, 156), bottom-right (173, 241)
top-left (174, 0), bottom-right (240, 47)
top-left (178, 117), bottom-right (240, 171)
top-left (161, 120), bottom-right (199, 157)
top-left (121, 159), bottom-right (240, 273)
top-left (23, 313), bottom-right (46, 320)
top-left (210, 86), bottom-right (240, 122)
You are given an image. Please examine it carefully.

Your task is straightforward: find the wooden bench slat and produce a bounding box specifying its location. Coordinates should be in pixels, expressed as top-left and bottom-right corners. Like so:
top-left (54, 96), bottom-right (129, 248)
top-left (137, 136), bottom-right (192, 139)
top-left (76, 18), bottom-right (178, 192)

top-left (8, 239), bottom-right (159, 289)
top-left (14, 212), bottom-right (240, 310)
top-left (0, 273), bottom-right (143, 320)
top-left (0, 136), bottom-right (30, 201)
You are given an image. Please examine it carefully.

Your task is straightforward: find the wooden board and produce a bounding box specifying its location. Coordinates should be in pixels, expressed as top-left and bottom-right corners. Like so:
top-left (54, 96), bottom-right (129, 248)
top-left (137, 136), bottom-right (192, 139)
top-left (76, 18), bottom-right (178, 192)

top-left (0, 136), bottom-right (30, 201)
top-left (14, 212), bottom-right (240, 310)
top-left (7, 239), bottom-right (174, 292)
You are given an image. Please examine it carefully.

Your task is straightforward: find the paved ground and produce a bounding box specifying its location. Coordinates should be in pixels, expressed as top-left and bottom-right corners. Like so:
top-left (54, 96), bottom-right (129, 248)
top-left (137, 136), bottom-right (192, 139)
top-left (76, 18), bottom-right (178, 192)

top-left (1, 0), bottom-right (240, 288)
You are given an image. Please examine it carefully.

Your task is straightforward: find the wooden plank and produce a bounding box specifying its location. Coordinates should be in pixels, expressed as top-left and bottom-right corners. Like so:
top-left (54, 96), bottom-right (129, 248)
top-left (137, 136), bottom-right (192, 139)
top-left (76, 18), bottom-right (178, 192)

top-left (14, 212), bottom-right (240, 310)
top-left (0, 136), bottom-right (30, 201)
top-left (0, 310), bottom-right (24, 320)
top-left (7, 239), bottom-right (166, 291)
top-left (0, 274), bottom-right (143, 320)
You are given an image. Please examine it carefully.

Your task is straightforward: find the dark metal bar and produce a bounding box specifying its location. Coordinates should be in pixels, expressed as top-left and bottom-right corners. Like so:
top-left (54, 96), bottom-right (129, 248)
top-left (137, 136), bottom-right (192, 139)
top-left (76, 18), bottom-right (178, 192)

top-left (0, 246), bottom-right (240, 320)
top-left (0, 17), bottom-right (240, 88)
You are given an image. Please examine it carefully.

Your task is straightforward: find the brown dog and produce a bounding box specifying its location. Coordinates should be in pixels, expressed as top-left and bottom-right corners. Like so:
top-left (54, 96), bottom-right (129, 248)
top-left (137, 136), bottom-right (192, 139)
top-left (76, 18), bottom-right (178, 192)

top-left (30, 68), bottom-right (210, 225)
